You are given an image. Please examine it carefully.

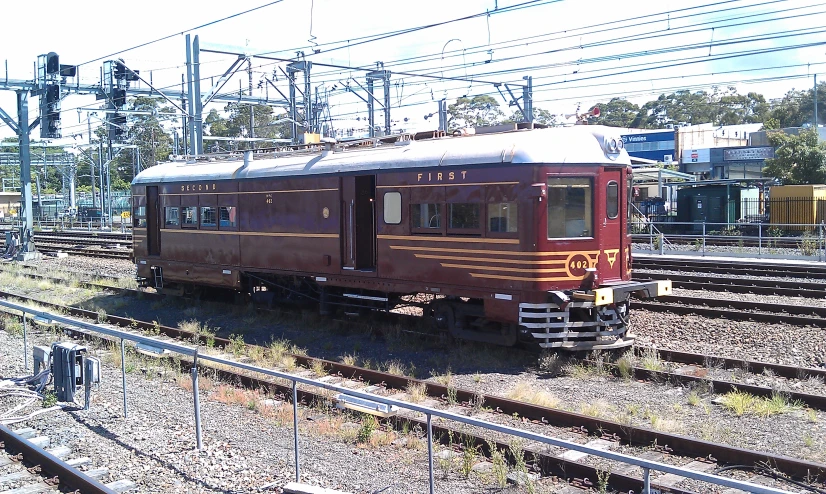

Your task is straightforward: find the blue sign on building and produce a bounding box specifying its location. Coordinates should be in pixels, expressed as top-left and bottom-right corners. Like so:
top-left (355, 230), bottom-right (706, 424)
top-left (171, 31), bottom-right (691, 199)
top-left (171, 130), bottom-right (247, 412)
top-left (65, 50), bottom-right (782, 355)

top-left (620, 131), bottom-right (675, 162)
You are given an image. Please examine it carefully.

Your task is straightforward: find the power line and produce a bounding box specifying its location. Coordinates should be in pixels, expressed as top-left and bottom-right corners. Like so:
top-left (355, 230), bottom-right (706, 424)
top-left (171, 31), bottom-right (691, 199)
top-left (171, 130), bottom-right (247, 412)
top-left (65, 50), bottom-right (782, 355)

top-left (77, 0), bottom-right (287, 66)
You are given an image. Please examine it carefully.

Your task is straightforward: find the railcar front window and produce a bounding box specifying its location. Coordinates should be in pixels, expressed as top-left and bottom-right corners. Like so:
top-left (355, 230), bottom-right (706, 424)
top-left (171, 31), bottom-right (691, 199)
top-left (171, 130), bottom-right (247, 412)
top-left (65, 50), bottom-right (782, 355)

top-left (200, 206), bottom-right (216, 227)
top-left (181, 207), bottom-right (197, 227)
top-left (547, 177), bottom-right (593, 238)
top-left (412, 203), bottom-right (441, 229)
top-left (488, 202), bottom-right (517, 232)
top-left (219, 206), bottom-right (236, 228)
top-left (449, 203), bottom-right (480, 230)
top-left (165, 207), bottom-right (179, 227)
top-left (607, 181), bottom-right (619, 219)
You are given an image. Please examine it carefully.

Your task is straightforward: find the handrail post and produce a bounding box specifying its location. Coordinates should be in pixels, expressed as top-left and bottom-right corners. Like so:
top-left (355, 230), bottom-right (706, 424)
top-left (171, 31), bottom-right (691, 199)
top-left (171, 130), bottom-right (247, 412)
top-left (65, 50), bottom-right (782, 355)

top-left (643, 467), bottom-right (651, 494)
top-left (192, 351), bottom-right (203, 450)
top-left (758, 222), bottom-right (762, 257)
top-left (702, 222), bottom-right (706, 257)
top-left (648, 220), bottom-right (653, 251)
top-left (292, 380), bottom-right (300, 482)
top-left (120, 338), bottom-right (128, 418)
top-left (427, 413), bottom-right (435, 494)
top-left (22, 311), bottom-right (28, 371)
top-left (658, 233), bottom-right (664, 255)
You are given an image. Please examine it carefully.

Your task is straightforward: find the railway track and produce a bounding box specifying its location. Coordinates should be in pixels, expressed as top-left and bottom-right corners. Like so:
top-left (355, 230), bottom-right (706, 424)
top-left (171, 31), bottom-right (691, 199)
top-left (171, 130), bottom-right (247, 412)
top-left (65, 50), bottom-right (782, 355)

top-left (633, 257), bottom-right (826, 279)
top-left (0, 423), bottom-right (131, 493)
top-left (635, 295), bottom-right (826, 328)
top-left (1, 289), bottom-right (823, 493)
top-left (634, 272), bottom-right (826, 298)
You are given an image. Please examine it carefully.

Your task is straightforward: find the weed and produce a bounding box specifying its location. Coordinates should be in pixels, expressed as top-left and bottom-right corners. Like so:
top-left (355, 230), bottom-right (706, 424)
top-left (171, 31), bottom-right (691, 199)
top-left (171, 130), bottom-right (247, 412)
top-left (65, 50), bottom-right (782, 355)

top-left (1, 315), bottom-right (23, 336)
top-left (803, 432), bottom-right (815, 448)
top-left (720, 391), bottom-right (802, 417)
top-left (506, 382), bottom-right (560, 408)
top-left (42, 390), bottom-right (57, 408)
top-left (472, 372), bottom-right (482, 383)
top-left (616, 352), bottom-right (635, 380)
top-left (538, 350), bottom-right (565, 376)
top-left (470, 392), bottom-right (485, 415)
top-left (357, 414), bottom-right (377, 444)
top-left (687, 390), bottom-right (702, 407)
top-left (799, 233), bottom-right (819, 257)
top-left (383, 359), bottom-right (407, 376)
top-left (228, 334), bottom-right (246, 356)
top-left (406, 382), bottom-right (427, 403)
top-left (806, 408), bottom-right (818, 423)
top-left (460, 435), bottom-right (479, 478)
top-left (446, 384), bottom-right (458, 406)
top-left (340, 354), bottom-right (357, 366)
top-left (96, 308), bottom-right (108, 324)
top-left (595, 462), bottom-right (611, 494)
top-left (432, 368), bottom-right (453, 386)
top-left (580, 401), bottom-right (605, 418)
top-left (640, 347), bottom-right (663, 372)
top-left (509, 439), bottom-right (533, 492)
top-left (487, 439), bottom-right (508, 488)
top-left (309, 359), bottom-right (326, 377)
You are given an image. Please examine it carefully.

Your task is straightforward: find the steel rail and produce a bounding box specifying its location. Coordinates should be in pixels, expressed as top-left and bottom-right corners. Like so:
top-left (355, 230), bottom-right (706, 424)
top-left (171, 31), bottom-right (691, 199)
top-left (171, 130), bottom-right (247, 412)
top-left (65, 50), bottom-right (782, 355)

top-left (635, 295), bottom-right (826, 328)
top-left (0, 297), bottom-right (798, 494)
top-left (0, 423), bottom-right (116, 494)
top-left (633, 258), bottom-right (826, 278)
top-left (0, 290), bottom-right (822, 485)
top-left (645, 347), bottom-right (826, 381)
top-left (635, 273), bottom-right (826, 298)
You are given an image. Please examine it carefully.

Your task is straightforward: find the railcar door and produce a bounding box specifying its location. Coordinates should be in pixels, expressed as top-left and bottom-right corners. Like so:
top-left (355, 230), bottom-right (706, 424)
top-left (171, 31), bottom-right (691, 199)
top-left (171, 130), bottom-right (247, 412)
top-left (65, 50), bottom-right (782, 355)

top-left (146, 186), bottom-right (161, 256)
top-left (341, 175), bottom-right (377, 271)
top-left (602, 169), bottom-right (623, 281)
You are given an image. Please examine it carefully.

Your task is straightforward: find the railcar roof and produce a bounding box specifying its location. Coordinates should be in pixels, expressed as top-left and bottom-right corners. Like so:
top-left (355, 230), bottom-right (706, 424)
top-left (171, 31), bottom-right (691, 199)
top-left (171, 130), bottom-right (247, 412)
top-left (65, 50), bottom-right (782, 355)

top-left (132, 125), bottom-right (629, 185)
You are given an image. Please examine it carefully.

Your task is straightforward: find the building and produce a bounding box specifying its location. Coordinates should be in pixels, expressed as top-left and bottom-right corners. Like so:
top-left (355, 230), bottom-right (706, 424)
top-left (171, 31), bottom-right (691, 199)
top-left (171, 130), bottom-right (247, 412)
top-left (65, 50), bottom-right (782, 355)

top-left (620, 129), bottom-right (675, 163)
top-left (680, 146), bottom-right (774, 179)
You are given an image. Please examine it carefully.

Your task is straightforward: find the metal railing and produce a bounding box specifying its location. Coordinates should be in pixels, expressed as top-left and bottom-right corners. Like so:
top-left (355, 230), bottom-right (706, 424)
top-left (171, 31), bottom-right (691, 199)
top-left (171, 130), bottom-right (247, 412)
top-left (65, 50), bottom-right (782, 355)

top-left (1, 298), bottom-right (795, 494)
top-left (632, 220), bottom-right (826, 261)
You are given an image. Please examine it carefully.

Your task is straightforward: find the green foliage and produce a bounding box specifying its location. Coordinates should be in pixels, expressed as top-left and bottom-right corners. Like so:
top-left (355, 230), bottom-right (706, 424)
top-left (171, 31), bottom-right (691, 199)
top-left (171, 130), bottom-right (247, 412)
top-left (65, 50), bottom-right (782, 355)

top-left (357, 414), bottom-right (377, 444)
top-left (42, 390), bottom-right (57, 408)
top-left (763, 128), bottom-right (826, 184)
top-left (447, 95), bottom-right (505, 130)
top-left (205, 103), bottom-right (292, 151)
top-left (589, 97), bottom-right (642, 127)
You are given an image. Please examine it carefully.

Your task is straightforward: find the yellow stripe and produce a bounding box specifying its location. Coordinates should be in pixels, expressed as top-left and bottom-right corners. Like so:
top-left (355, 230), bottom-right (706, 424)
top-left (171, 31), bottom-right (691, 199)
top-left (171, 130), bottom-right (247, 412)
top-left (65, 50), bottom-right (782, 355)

top-left (162, 230), bottom-right (338, 239)
top-left (377, 234), bottom-right (518, 245)
top-left (441, 263), bottom-right (566, 273)
top-left (470, 273), bottom-right (580, 282)
top-left (160, 188), bottom-right (338, 196)
top-left (376, 181), bottom-right (518, 189)
top-left (389, 245), bottom-right (599, 257)
top-left (414, 253), bottom-right (565, 265)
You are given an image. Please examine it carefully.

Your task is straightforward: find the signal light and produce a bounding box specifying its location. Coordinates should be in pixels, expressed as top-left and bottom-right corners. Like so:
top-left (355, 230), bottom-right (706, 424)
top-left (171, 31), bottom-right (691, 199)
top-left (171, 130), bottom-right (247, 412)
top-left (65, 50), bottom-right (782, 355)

top-left (40, 83), bottom-right (61, 139)
top-left (112, 88), bottom-right (127, 108)
top-left (46, 52), bottom-right (59, 75)
top-left (59, 64), bottom-right (76, 78)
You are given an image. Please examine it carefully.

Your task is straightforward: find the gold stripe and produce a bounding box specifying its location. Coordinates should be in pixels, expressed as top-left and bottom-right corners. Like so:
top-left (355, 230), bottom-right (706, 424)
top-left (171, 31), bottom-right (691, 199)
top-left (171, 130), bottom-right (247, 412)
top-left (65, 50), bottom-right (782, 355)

top-left (376, 181), bottom-right (518, 189)
top-left (161, 230), bottom-right (338, 239)
top-left (160, 188), bottom-right (338, 196)
top-left (377, 234), bottom-right (519, 245)
top-left (133, 228), bottom-right (146, 231)
top-left (389, 245), bottom-right (600, 257)
top-left (441, 263), bottom-right (566, 273)
top-left (470, 273), bottom-right (579, 282)
top-left (414, 253), bottom-right (565, 265)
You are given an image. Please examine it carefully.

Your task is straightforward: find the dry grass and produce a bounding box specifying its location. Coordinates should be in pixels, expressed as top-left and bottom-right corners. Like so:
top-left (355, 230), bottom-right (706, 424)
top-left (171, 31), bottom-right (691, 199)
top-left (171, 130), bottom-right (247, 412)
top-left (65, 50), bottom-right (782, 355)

top-left (309, 359), bottom-right (327, 377)
top-left (406, 382), bottom-right (428, 403)
top-left (383, 359), bottom-right (408, 376)
top-left (720, 391), bottom-right (803, 417)
top-left (340, 354), bottom-right (358, 366)
top-left (506, 382), bottom-right (560, 408)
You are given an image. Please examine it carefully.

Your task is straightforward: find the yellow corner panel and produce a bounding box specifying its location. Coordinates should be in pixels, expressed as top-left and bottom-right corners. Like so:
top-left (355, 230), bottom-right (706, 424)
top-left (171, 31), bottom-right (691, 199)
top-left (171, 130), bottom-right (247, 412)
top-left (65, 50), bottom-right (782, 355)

top-left (593, 287), bottom-right (614, 306)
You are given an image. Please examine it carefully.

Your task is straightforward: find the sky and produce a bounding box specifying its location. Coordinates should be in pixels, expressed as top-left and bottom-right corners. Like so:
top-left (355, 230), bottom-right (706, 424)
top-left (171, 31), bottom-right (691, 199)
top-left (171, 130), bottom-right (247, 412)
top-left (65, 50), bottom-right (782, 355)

top-left (1, 0), bottom-right (826, 144)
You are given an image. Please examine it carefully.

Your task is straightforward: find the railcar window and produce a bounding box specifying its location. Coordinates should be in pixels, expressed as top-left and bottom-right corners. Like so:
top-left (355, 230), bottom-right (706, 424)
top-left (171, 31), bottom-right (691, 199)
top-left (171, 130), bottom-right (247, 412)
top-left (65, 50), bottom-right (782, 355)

top-left (200, 206), bottom-right (217, 227)
top-left (133, 206), bottom-right (146, 228)
top-left (449, 203), bottom-right (480, 230)
top-left (383, 192), bottom-right (402, 224)
top-left (181, 206), bottom-right (197, 227)
top-left (165, 207), bottom-right (179, 227)
top-left (488, 203), bottom-right (518, 233)
top-left (627, 175), bottom-right (633, 234)
top-left (607, 181), bottom-right (619, 219)
top-left (547, 177), bottom-right (593, 238)
top-left (219, 206), bottom-right (237, 228)
top-left (412, 203), bottom-right (441, 229)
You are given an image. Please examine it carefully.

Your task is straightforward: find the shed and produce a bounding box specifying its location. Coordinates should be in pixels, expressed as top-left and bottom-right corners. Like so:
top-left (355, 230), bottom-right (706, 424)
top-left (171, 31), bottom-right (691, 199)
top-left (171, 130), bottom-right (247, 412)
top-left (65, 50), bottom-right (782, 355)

top-left (768, 185), bottom-right (826, 226)
top-left (676, 184), bottom-right (750, 229)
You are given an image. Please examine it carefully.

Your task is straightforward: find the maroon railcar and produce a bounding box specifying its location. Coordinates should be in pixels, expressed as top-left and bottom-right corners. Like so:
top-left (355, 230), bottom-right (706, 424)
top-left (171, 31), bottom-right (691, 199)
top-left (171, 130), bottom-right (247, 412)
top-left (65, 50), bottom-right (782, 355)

top-left (131, 126), bottom-right (669, 350)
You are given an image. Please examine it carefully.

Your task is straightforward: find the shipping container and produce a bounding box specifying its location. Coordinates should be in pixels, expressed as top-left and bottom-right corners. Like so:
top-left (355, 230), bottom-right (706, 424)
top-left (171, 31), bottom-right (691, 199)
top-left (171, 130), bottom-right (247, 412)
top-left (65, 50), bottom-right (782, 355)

top-left (768, 185), bottom-right (826, 227)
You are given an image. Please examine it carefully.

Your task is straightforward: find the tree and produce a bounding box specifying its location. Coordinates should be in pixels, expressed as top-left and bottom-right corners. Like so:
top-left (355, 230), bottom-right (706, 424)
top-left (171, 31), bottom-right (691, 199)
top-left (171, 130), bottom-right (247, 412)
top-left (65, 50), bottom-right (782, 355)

top-left (502, 107), bottom-right (557, 126)
top-left (588, 98), bottom-right (641, 127)
top-left (763, 128), bottom-right (826, 184)
top-left (206, 103), bottom-right (293, 150)
top-left (446, 95), bottom-right (504, 130)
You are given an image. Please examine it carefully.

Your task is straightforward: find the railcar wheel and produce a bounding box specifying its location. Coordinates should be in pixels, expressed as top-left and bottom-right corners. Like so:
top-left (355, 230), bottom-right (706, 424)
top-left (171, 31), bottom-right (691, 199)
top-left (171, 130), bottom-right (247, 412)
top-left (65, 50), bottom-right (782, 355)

top-left (432, 302), bottom-right (455, 332)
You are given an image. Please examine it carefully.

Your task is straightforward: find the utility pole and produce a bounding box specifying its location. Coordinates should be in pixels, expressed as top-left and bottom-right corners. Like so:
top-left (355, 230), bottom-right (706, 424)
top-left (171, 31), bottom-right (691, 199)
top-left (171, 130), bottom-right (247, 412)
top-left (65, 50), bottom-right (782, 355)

top-left (248, 59), bottom-right (254, 148)
top-left (88, 115), bottom-right (97, 209)
top-left (815, 74), bottom-right (819, 131)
